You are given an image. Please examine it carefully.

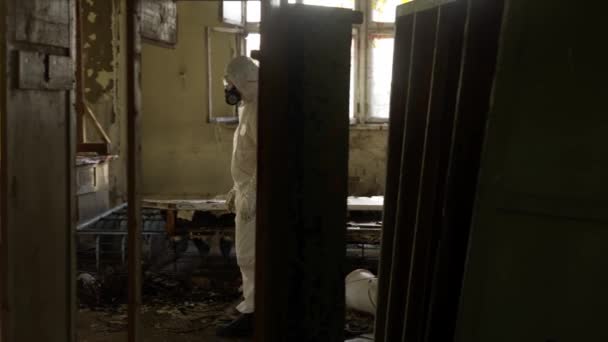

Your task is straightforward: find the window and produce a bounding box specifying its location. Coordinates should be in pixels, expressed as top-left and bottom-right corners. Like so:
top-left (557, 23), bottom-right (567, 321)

top-left (368, 35), bottom-right (394, 120)
top-left (246, 0), bottom-right (261, 23)
top-left (363, 0), bottom-right (408, 121)
top-left (206, 27), bottom-right (244, 123)
top-left (372, 0), bottom-right (403, 23)
top-left (223, 0), bottom-right (408, 124)
top-left (222, 1), bottom-right (245, 26)
top-left (245, 32), bottom-right (261, 60)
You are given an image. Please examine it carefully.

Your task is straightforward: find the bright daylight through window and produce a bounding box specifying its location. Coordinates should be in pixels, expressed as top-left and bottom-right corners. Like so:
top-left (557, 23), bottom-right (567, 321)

top-left (224, 0), bottom-right (409, 123)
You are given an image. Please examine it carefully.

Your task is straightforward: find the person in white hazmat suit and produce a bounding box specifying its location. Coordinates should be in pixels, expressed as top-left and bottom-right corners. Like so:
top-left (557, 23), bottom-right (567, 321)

top-left (216, 56), bottom-right (259, 338)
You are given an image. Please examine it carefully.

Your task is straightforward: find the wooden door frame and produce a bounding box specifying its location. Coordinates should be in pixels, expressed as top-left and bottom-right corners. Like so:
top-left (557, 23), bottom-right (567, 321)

top-left (0, 0), bottom-right (7, 339)
top-left (126, 0), bottom-right (143, 341)
top-left (1, 0), bottom-right (78, 340)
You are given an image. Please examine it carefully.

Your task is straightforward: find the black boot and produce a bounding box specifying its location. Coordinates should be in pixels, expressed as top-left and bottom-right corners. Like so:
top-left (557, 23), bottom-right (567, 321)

top-left (216, 313), bottom-right (254, 337)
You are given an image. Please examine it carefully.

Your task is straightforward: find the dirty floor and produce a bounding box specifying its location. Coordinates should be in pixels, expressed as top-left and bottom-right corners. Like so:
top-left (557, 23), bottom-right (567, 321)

top-left (77, 306), bottom-right (373, 342)
top-left (77, 304), bottom-right (249, 342)
top-left (77, 271), bottom-right (250, 342)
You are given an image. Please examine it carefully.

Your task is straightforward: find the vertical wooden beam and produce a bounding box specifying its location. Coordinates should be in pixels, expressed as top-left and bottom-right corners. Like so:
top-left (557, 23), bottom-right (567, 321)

top-left (3, 0), bottom-right (74, 339)
top-left (255, 5), bottom-right (358, 342)
top-left (126, 0), bottom-right (142, 341)
top-left (423, 0), bottom-right (505, 340)
top-left (68, 0), bottom-right (78, 340)
top-left (0, 0), bottom-right (7, 339)
top-left (401, 3), bottom-right (466, 341)
top-left (165, 210), bottom-right (176, 237)
top-left (374, 13), bottom-right (415, 342)
top-left (384, 8), bottom-right (439, 342)
top-left (75, 0), bottom-right (85, 144)
top-left (375, 0), bottom-right (505, 340)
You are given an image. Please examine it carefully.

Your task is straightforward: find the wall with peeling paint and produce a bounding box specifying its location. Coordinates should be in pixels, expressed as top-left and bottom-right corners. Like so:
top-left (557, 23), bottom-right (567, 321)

top-left (142, 2), bottom-right (387, 198)
top-left (142, 2), bottom-right (235, 199)
top-left (349, 129), bottom-right (388, 196)
top-left (81, 0), bottom-right (128, 206)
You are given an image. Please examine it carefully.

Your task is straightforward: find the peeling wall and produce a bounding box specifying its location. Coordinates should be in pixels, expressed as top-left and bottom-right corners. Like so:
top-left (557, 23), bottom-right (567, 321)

top-left (81, 0), bottom-right (128, 205)
top-left (349, 129), bottom-right (388, 196)
top-left (142, 2), bottom-right (387, 198)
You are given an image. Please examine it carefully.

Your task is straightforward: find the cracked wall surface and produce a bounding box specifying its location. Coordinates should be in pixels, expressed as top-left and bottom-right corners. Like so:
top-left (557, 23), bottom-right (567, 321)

top-left (81, 0), bottom-right (127, 205)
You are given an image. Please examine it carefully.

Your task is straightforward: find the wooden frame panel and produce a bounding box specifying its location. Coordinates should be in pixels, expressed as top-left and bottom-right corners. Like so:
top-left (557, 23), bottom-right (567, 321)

top-left (0, 0), bottom-right (7, 339)
top-left (127, 0), bottom-right (143, 340)
top-left (423, 1), bottom-right (505, 340)
top-left (255, 4), bottom-right (360, 341)
top-left (1, 0), bottom-right (77, 340)
top-left (374, 0), bottom-right (506, 341)
top-left (373, 12), bottom-right (415, 342)
top-left (401, 2), bottom-right (466, 340)
top-left (383, 8), bottom-right (439, 342)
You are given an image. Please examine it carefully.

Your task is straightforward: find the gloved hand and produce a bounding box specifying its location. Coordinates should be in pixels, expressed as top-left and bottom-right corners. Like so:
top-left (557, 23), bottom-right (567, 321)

top-left (226, 189), bottom-right (236, 213)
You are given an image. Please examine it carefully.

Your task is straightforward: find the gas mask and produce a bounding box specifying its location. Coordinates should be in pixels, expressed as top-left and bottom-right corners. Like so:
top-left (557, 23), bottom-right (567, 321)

top-left (224, 80), bottom-right (242, 106)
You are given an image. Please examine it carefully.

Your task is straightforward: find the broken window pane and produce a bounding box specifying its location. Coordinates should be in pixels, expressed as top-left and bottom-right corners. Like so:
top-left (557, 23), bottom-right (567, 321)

top-left (372, 0), bottom-right (407, 23)
top-left (245, 33), bottom-right (261, 60)
top-left (246, 0), bottom-right (261, 23)
top-left (369, 36), bottom-right (394, 119)
top-left (222, 1), bottom-right (243, 26)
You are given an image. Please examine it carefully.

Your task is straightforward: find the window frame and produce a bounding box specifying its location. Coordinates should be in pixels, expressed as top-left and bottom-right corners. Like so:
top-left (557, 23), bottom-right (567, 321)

top-left (225, 0), bottom-right (397, 125)
top-left (221, 0), bottom-right (246, 27)
top-left (205, 26), bottom-right (245, 124)
top-left (362, 0), bottom-right (396, 123)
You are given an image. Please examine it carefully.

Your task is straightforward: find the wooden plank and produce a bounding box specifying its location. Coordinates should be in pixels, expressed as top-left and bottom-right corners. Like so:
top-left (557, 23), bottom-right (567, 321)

top-left (85, 105), bottom-right (112, 144)
top-left (4, 91), bottom-right (72, 341)
top-left (0, 0), bottom-right (7, 339)
top-left (17, 51), bottom-right (45, 88)
top-left (401, 2), bottom-right (466, 340)
top-left (424, 0), bottom-right (505, 340)
top-left (255, 5), bottom-right (356, 342)
top-left (373, 13), bottom-right (415, 342)
top-left (17, 51), bottom-right (74, 90)
top-left (165, 209), bottom-right (176, 237)
top-left (68, 1), bottom-right (78, 338)
top-left (2, 0), bottom-right (75, 340)
top-left (142, 198), bottom-right (228, 212)
top-left (383, 8), bottom-right (439, 342)
top-left (49, 55), bottom-right (75, 89)
top-left (15, 0), bottom-right (71, 48)
top-left (141, 196), bottom-right (383, 212)
top-left (457, 0), bottom-right (608, 340)
top-left (127, 0), bottom-right (143, 340)
top-left (75, 0), bottom-right (85, 144)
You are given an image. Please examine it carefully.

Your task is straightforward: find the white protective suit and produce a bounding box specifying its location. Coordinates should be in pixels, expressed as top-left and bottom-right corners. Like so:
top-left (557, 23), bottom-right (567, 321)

top-left (225, 56), bottom-right (259, 314)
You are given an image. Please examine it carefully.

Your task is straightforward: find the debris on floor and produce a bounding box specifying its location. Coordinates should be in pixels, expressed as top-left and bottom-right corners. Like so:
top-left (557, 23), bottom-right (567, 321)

top-left (76, 203), bottom-right (381, 340)
top-left (78, 270), bottom-right (242, 338)
top-left (345, 309), bottom-right (375, 338)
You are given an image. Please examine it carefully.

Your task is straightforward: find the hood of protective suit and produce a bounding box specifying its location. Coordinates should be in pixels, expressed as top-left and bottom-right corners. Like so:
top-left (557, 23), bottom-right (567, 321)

top-left (225, 56), bottom-right (259, 103)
